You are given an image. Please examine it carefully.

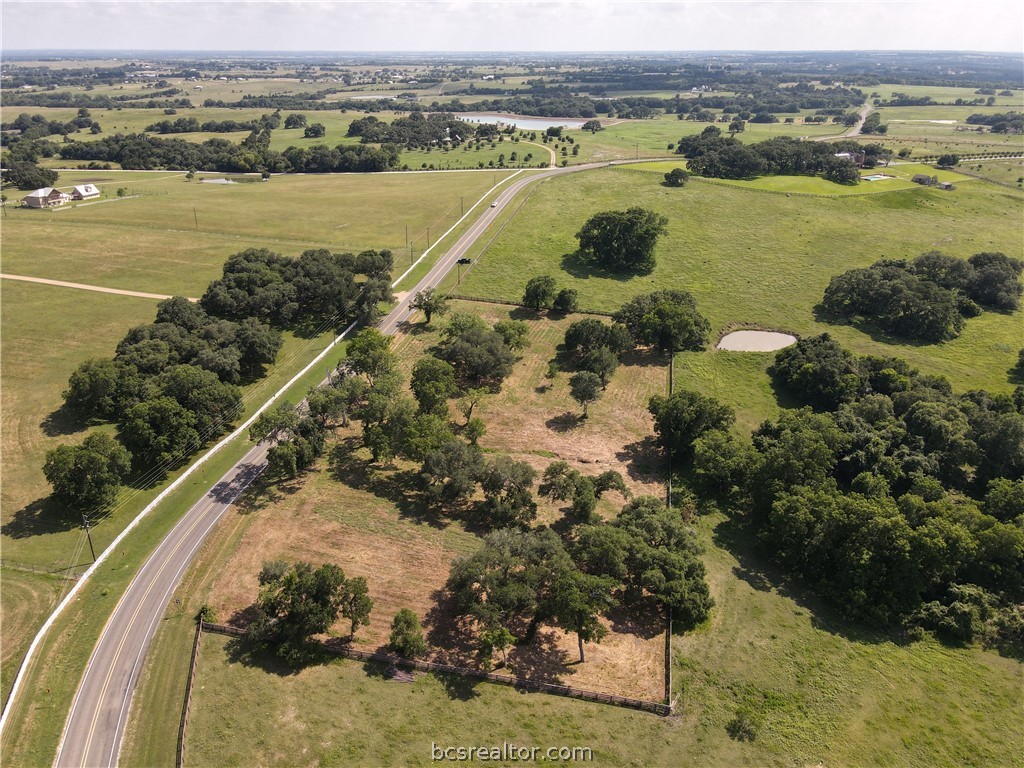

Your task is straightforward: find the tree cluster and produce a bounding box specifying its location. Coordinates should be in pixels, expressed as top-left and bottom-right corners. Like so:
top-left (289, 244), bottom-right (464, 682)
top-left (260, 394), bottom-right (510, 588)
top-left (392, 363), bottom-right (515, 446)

top-left (56, 131), bottom-right (401, 174)
top-left (200, 247), bottom-right (393, 327)
top-left (446, 494), bottom-right (712, 663)
top-left (695, 335), bottom-right (1024, 648)
top-left (246, 560), bottom-right (372, 665)
top-left (820, 251), bottom-right (1023, 342)
top-left (575, 207), bottom-right (669, 274)
top-left (522, 275), bottom-right (578, 313)
top-left (347, 112), bottom-right (479, 149)
top-left (678, 128), bottom-right (890, 183)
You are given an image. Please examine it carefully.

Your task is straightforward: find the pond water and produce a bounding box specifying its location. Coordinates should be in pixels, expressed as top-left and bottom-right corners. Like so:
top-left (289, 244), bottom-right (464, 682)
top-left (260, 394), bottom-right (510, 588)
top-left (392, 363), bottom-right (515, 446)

top-left (454, 113), bottom-right (590, 131)
top-left (200, 178), bottom-right (237, 184)
top-left (717, 330), bottom-right (797, 352)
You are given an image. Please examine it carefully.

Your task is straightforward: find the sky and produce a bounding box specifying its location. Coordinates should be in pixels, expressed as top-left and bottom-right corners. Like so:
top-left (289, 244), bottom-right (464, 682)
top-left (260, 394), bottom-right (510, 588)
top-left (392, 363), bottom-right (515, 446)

top-left (2, 0), bottom-right (1022, 54)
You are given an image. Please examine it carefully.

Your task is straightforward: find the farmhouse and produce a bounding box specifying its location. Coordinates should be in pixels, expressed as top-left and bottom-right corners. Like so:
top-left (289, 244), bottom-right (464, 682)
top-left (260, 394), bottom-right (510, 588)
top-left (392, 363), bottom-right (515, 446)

top-left (834, 151), bottom-right (866, 166)
top-left (71, 184), bottom-right (100, 200)
top-left (912, 173), bottom-right (935, 185)
top-left (21, 188), bottom-right (70, 208)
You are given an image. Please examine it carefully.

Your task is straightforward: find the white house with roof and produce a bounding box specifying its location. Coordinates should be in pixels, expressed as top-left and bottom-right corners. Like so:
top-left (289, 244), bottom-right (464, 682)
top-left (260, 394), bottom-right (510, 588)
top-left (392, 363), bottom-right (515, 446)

top-left (22, 188), bottom-right (71, 208)
top-left (71, 184), bottom-right (101, 200)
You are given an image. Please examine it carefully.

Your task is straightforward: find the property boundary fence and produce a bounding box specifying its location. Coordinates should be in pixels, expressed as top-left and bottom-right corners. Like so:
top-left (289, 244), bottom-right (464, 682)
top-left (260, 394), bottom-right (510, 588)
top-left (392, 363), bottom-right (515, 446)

top-left (200, 622), bottom-right (672, 717)
top-left (176, 621), bottom-right (204, 768)
top-left (447, 295), bottom-right (614, 317)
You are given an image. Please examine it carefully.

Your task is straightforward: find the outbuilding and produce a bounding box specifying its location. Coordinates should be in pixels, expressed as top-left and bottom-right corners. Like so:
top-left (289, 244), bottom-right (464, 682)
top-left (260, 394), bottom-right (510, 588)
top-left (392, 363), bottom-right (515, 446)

top-left (71, 184), bottom-right (100, 200)
top-left (22, 188), bottom-right (70, 208)
top-left (911, 174), bottom-right (933, 185)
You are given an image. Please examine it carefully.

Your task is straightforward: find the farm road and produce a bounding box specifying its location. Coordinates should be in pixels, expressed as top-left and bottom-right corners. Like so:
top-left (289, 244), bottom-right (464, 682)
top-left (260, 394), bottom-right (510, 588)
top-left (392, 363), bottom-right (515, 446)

top-left (0, 273), bottom-right (195, 301)
top-left (48, 158), bottom-right (630, 767)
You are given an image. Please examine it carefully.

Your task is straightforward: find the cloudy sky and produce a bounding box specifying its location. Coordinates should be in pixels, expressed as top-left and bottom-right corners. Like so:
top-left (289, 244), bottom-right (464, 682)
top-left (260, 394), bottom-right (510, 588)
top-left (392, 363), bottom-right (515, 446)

top-left (2, 0), bottom-right (1022, 53)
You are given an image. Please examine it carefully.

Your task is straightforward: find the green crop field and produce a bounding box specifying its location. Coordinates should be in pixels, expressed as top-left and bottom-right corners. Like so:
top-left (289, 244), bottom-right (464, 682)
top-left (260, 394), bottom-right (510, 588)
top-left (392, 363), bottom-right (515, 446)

top-left (455, 165), bottom-right (1022, 400)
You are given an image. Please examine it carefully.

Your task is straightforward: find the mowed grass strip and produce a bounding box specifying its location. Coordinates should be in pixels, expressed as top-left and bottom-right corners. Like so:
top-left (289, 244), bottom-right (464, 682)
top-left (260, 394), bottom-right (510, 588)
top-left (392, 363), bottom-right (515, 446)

top-left (457, 166), bottom-right (1023, 397)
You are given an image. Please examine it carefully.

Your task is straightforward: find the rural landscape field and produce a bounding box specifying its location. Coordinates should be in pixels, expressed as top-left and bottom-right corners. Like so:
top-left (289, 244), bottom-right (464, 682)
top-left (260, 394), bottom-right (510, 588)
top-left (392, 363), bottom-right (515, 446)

top-left (1, 6), bottom-right (1023, 766)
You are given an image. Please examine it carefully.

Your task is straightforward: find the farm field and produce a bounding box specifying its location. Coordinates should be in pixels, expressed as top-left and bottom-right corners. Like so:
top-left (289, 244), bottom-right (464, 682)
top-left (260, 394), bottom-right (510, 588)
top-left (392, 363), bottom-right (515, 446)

top-left (865, 82), bottom-right (1022, 106)
top-left (2, 168), bottom-right (516, 294)
top-left (564, 114), bottom-right (842, 164)
top-left (0, 167), bottom-right (515, 710)
top-left (455, 165), bottom-right (1023, 399)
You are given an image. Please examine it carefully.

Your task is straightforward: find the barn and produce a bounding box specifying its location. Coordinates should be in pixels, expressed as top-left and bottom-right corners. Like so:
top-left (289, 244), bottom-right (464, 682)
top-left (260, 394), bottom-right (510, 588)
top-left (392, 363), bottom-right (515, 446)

top-left (71, 184), bottom-right (101, 200)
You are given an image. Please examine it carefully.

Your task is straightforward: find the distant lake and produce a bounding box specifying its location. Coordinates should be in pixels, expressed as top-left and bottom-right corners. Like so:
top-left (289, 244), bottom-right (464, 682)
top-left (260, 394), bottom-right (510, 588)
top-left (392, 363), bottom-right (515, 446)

top-left (454, 113), bottom-right (590, 131)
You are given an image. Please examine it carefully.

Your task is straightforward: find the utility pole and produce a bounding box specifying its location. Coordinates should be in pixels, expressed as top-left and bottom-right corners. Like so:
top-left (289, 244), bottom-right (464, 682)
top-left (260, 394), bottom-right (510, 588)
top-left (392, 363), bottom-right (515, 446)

top-left (82, 513), bottom-right (96, 562)
top-left (193, 207), bottom-right (199, 230)
top-left (426, 227), bottom-right (431, 249)
top-left (460, 196), bottom-right (464, 216)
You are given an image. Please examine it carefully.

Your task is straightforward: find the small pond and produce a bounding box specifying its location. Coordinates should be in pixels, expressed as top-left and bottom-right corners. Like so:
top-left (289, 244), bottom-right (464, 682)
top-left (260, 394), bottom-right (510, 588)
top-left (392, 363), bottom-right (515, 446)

top-left (717, 330), bottom-right (797, 352)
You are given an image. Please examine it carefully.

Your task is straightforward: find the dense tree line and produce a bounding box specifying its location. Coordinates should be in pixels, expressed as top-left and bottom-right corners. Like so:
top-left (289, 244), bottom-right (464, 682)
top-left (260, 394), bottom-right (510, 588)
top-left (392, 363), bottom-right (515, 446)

top-left (2, 90), bottom-right (191, 110)
top-left (690, 334), bottom-right (1024, 650)
top-left (49, 246), bottom-right (391, 508)
top-left (1, 159), bottom-right (58, 189)
top-left (56, 130), bottom-right (401, 174)
top-left (820, 251), bottom-right (1023, 341)
top-left (678, 128), bottom-right (888, 183)
top-left (965, 111), bottom-right (1024, 133)
top-left (144, 117), bottom-right (262, 134)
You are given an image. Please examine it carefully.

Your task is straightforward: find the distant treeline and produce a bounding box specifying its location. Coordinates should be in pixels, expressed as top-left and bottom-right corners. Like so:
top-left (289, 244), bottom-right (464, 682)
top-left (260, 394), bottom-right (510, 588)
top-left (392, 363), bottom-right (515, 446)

top-left (2, 89), bottom-right (191, 110)
top-left (965, 111), bottom-right (1024, 133)
top-left (144, 117), bottom-right (262, 134)
top-left (0, 109), bottom-right (102, 146)
top-left (56, 131), bottom-right (401, 173)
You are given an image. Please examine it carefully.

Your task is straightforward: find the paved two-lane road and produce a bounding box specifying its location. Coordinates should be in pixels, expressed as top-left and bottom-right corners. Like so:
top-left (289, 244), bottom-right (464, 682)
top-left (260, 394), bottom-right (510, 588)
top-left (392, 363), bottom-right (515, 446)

top-left (53, 159), bottom-right (619, 768)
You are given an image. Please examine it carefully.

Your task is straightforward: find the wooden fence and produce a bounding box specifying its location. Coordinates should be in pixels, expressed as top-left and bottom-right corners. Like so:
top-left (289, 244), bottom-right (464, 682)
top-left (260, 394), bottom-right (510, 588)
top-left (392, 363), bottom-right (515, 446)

top-left (447, 295), bottom-right (614, 317)
top-left (176, 621), bottom-right (204, 768)
top-left (200, 622), bottom-right (672, 717)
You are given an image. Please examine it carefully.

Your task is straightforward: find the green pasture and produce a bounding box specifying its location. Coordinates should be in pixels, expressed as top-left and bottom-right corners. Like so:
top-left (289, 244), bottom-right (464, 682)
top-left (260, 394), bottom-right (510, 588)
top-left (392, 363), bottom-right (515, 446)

top-left (457, 165), bottom-right (1022, 401)
top-left (181, 510), bottom-right (1023, 768)
top-left (3, 168), bottom-right (514, 293)
top-left (863, 82), bottom-right (1023, 107)
top-left (565, 114), bottom-right (843, 164)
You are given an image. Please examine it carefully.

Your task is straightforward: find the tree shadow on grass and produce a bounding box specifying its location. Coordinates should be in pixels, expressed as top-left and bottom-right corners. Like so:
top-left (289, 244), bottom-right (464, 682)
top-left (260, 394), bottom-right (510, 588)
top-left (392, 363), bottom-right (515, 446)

top-left (811, 305), bottom-right (936, 349)
top-left (223, 634), bottom-right (332, 677)
top-left (546, 411), bottom-right (583, 433)
top-left (39, 404), bottom-right (91, 438)
top-left (615, 436), bottom-right (664, 484)
top-left (605, 599), bottom-right (665, 640)
top-left (507, 627), bottom-right (573, 685)
top-left (424, 588), bottom-right (480, 667)
top-left (712, 514), bottom-right (899, 647)
top-left (1, 497), bottom-right (81, 540)
top-left (559, 251), bottom-right (644, 282)
top-left (327, 437), bottom-right (449, 529)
